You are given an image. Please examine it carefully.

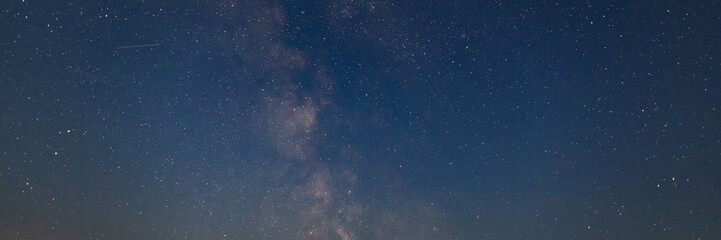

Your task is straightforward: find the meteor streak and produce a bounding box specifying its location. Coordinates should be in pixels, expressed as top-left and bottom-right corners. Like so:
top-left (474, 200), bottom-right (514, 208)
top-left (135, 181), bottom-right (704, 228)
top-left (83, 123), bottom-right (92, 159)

top-left (115, 43), bottom-right (160, 49)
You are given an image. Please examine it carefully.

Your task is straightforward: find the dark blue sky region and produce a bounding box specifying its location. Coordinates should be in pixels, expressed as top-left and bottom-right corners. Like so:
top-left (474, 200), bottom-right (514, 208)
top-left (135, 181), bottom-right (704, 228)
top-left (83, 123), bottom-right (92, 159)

top-left (1, 0), bottom-right (721, 239)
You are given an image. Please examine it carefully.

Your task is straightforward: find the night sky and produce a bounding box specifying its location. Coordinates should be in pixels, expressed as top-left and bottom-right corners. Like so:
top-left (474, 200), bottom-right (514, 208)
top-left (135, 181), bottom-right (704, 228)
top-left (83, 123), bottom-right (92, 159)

top-left (2, 0), bottom-right (721, 239)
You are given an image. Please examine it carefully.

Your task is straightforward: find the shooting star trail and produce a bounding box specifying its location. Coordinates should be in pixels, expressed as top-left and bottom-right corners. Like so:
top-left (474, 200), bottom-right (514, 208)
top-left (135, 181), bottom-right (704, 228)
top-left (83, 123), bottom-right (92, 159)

top-left (115, 43), bottom-right (160, 49)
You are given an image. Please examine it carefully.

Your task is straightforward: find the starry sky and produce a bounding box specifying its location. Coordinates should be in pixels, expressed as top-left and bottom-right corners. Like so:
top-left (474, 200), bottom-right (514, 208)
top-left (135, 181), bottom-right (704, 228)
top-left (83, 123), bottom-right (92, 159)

top-left (1, 0), bottom-right (721, 239)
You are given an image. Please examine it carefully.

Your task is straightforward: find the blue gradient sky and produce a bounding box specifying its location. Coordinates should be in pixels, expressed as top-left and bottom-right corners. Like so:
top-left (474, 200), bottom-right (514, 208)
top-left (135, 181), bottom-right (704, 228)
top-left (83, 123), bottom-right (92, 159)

top-left (1, 0), bottom-right (720, 239)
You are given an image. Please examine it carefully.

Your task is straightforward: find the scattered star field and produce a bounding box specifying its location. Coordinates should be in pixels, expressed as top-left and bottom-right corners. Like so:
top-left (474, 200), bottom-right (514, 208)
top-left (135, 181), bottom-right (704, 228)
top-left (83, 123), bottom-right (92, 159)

top-left (1, 0), bottom-right (720, 239)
